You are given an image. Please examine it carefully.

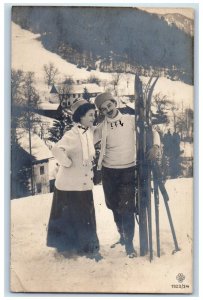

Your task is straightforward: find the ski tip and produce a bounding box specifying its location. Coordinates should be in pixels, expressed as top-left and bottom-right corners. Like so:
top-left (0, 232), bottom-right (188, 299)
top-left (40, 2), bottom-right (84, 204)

top-left (172, 248), bottom-right (181, 255)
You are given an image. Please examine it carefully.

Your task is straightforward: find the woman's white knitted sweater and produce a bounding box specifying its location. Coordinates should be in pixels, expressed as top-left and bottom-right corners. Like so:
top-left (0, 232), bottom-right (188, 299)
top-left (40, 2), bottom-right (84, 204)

top-left (52, 125), bottom-right (94, 191)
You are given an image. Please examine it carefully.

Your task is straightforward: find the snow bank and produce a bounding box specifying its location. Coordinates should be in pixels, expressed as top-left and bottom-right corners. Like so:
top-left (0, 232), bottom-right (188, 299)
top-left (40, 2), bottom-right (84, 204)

top-left (11, 178), bottom-right (193, 293)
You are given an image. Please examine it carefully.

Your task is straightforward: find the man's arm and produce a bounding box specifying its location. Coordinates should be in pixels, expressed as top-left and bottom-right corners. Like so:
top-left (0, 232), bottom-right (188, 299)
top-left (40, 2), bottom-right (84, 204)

top-left (93, 123), bottom-right (103, 145)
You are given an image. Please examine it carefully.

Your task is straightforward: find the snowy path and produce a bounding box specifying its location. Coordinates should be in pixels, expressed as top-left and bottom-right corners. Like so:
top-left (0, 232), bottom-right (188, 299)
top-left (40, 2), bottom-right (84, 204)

top-left (10, 178), bottom-right (193, 293)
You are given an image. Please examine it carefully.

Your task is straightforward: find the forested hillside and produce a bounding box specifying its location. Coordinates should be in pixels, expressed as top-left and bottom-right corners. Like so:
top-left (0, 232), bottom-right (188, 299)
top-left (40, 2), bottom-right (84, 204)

top-left (12, 6), bottom-right (193, 84)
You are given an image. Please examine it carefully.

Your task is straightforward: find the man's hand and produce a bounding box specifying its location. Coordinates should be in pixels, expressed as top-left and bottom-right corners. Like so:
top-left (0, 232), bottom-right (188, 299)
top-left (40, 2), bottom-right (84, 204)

top-left (147, 145), bottom-right (160, 161)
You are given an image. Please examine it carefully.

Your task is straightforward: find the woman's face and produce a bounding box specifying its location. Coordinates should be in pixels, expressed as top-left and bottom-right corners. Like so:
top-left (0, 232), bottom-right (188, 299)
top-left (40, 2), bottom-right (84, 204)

top-left (100, 100), bottom-right (118, 118)
top-left (80, 109), bottom-right (95, 128)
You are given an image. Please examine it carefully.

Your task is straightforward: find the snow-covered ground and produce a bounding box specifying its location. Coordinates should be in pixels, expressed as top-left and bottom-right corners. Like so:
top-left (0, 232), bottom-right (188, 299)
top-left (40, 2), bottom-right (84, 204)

top-left (180, 141), bottom-right (193, 157)
top-left (11, 178), bottom-right (193, 293)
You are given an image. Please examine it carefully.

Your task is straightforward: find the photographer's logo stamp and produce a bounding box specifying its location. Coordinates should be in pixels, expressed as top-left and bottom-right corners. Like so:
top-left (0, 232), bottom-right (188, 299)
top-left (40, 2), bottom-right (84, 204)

top-left (171, 273), bottom-right (189, 289)
top-left (176, 273), bottom-right (185, 283)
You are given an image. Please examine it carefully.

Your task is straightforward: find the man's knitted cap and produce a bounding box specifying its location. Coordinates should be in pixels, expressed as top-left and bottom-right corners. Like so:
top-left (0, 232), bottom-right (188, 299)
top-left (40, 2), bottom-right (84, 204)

top-left (94, 92), bottom-right (116, 109)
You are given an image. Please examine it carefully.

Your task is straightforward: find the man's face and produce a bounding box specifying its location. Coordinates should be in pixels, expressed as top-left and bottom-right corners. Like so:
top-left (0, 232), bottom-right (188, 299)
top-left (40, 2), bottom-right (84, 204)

top-left (100, 100), bottom-right (118, 119)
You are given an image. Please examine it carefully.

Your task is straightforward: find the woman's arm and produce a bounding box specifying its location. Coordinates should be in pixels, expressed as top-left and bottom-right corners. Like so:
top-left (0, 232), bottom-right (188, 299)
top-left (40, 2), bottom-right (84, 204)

top-left (51, 134), bottom-right (72, 167)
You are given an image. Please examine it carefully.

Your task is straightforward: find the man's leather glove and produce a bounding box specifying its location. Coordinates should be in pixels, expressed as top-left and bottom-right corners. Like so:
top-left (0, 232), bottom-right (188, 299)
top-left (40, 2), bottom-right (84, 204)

top-left (147, 145), bottom-right (160, 161)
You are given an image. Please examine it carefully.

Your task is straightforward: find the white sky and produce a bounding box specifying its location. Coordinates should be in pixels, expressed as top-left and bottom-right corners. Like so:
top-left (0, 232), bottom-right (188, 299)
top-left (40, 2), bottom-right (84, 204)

top-left (139, 7), bottom-right (194, 19)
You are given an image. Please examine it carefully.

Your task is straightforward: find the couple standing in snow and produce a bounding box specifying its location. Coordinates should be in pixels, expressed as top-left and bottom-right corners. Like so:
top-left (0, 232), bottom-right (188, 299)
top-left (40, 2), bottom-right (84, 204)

top-left (47, 92), bottom-right (160, 261)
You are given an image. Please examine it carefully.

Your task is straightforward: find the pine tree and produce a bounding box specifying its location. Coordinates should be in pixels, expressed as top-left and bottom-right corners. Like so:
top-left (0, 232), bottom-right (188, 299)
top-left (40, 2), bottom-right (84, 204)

top-left (83, 87), bottom-right (90, 101)
top-left (48, 112), bottom-right (73, 143)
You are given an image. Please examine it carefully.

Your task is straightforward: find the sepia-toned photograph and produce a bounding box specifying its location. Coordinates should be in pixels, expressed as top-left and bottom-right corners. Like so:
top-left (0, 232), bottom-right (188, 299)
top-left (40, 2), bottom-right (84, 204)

top-left (10, 5), bottom-right (194, 293)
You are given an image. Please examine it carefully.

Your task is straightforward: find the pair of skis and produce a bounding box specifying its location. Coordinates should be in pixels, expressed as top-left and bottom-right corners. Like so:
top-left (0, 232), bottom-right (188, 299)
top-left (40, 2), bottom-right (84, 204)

top-left (134, 74), bottom-right (180, 261)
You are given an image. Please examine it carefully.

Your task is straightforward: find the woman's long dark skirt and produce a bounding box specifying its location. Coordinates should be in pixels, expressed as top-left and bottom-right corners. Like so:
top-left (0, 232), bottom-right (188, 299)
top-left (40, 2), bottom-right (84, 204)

top-left (47, 188), bottom-right (100, 255)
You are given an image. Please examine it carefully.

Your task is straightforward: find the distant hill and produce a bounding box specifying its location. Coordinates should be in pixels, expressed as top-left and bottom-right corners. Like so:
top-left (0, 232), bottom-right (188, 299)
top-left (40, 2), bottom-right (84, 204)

top-left (160, 13), bottom-right (193, 36)
top-left (11, 22), bottom-right (193, 111)
top-left (12, 6), bottom-right (193, 84)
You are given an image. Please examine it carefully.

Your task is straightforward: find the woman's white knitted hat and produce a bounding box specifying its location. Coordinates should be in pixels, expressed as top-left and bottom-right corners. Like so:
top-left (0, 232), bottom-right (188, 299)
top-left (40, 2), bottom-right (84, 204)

top-left (71, 99), bottom-right (88, 114)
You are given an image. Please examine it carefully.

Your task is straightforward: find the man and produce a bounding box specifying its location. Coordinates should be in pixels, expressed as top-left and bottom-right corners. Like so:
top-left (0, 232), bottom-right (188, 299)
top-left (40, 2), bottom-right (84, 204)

top-left (94, 92), bottom-right (160, 258)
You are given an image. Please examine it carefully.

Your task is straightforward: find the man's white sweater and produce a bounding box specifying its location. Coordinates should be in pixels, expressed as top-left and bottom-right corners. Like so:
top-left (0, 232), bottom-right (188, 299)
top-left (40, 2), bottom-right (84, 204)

top-left (94, 112), bottom-right (160, 169)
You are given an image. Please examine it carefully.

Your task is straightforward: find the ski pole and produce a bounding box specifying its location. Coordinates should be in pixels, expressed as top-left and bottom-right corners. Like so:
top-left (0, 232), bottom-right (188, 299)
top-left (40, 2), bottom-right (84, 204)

top-left (153, 162), bottom-right (180, 254)
top-left (147, 195), bottom-right (153, 261)
top-left (153, 176), bottom-right (161, 257)
top-left (162, 195), bottom-right (181, 254)
top-left (147, 166), bottom-right (153, 261)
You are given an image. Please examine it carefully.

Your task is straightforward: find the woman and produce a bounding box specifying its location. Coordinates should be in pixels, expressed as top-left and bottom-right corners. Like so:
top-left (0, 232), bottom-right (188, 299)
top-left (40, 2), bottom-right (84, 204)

top-left (47, 99), bottom-right (101, 261)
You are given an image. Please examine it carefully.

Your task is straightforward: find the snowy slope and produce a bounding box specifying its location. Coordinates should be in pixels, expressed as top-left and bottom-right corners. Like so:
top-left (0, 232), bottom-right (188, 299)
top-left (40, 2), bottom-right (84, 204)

top-left (11, 179), bottom-right (193, 293)
top-left (12, 22), bottom-right (193, 109)
top-left (11, 22), bottom-right (113, 84)
top-left (122, 76), bottom-right (193, 109)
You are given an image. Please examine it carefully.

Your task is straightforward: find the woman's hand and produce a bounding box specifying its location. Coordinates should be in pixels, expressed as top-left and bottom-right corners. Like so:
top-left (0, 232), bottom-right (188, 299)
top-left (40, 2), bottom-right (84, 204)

top-left (52, 145), bottom-right (72, 168)
top-left (61, 157), bottom-right (72, 168)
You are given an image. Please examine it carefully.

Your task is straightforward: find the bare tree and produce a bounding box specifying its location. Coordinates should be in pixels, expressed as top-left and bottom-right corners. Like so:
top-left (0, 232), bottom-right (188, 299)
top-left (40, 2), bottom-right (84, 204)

top-left (43, 62), bottom-right (59, 88)
top-left (11, 69), bottom-right (25, 142)
top-left (11, 69), bottom-right (25, 105)
top-left (175, 108), bottom-right (194, 141)
top-left (124, 72), bottom-right (132, 88)
top-left (111, 73), bottom-right (122, 96)
top-left (152, 92), bottom-right (172, 114)
top-left (101, 79), bottom-right (108, 91)
top-left (11, 70), bottom-right (39, 140)
top-left (58, 86), bottom-right (72, 104)
top-left (87, 74), bottom-right (101, 85)
top-left (185, 108), bottom-right (193, 140)
top-left (22, 72), bottom-right (40, 194)
top-left (11, 70), bottom-right (40, 195)
top-left (63, 76), bottom-right (74, 85)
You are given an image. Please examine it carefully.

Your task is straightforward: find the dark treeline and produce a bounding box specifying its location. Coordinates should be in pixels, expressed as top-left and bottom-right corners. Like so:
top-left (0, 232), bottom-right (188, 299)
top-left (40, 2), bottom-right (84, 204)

top-left (12, 6), bottom-right (193, 84)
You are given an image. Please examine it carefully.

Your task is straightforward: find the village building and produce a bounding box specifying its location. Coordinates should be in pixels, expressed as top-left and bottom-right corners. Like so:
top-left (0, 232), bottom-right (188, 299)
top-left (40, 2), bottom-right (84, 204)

top-left (14, 129), bottom-right (56, 198)
top-left (37, 101), bottom-right (62, 120)
top-left (49, 82), bottom-right (103, 108)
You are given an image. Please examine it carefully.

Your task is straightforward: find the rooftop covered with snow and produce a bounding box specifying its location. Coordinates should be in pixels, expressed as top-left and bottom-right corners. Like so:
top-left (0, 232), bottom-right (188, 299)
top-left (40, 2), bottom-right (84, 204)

top-left (16, 128), bottom-right (53, 161)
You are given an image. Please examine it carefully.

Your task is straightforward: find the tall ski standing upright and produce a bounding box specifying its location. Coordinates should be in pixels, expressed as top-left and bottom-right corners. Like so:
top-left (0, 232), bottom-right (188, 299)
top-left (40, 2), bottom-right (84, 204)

top-left (134, 74), bottom-right (149, 257)
top-left (134, 74), bottom-right (180, 260)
